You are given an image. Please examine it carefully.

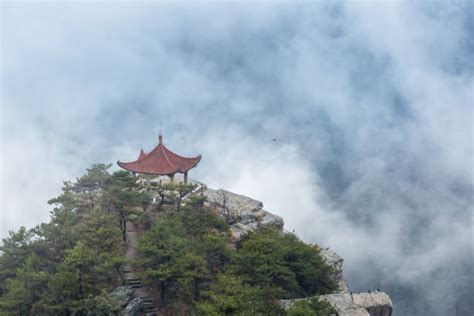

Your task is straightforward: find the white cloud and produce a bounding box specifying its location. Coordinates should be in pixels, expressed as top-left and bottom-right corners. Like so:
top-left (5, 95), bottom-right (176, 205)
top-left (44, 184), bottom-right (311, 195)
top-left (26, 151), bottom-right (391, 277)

top-left (1, 1), bottom-right (472, 314)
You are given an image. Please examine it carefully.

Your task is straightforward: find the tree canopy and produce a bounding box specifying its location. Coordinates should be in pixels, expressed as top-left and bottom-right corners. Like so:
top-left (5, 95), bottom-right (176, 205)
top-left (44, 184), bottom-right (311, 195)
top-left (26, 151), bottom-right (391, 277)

top-left (138, 207), bottom-right (337, 314)
top-left (0, 163), bottom-right (337, 315)
top-left (0, 164), bottom-right (124, 315)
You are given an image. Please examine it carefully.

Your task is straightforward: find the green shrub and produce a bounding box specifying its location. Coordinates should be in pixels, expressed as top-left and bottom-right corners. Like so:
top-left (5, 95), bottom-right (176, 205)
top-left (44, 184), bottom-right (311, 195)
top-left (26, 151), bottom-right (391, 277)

top-left (231, 229), bottom-right (337, 299)
top-left (286, 297), bottom-right (336, 316)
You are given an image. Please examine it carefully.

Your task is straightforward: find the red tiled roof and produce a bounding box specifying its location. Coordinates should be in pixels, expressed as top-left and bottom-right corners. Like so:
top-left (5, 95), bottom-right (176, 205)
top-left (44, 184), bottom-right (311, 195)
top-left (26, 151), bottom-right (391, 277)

top-left (117, 138), bottom-right (201, 175)
top-left (138, 149), bottom-right (147, 160)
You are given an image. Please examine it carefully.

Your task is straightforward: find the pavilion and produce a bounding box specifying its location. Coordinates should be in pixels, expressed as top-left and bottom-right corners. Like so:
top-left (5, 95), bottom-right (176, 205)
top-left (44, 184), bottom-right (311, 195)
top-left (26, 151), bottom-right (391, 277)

top-left (117, 134), bottom-right (201, 184)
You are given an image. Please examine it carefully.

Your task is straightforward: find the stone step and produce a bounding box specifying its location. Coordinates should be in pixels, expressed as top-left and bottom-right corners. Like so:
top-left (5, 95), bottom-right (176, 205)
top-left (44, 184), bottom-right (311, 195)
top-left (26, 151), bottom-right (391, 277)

top-left (141, 298), bottom-right (153, 303)
top-left (144, 306), bottom-right (158, 309)
top-left (130, 283), bottom-right (141, 288)
top-left (125, 277), bottom-right (139, 280)
top-left (142, 305), bottom-right (157, 312)
top-left (143, 307), bottom-right (158, 313)
top-left (126, 279), bottom-right (140, 283)
top-left (127, 282), bottom-right (141, 286)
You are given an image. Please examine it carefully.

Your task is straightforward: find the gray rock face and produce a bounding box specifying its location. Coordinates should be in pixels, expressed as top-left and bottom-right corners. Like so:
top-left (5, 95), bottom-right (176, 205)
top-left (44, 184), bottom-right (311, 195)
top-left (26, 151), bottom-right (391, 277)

top-left (260, 210), bottom-right (284, 230)
top-left (351, 292), bottom-right (393, 316)
top-left (280, 292), bottom-right (392, 316)
top-left (319, 248), bottom-right (348, 292)
top-left (204, 189), bottom-right (263, 223)
top-left (122, 297), bottom-right (144, 316)
top-left (203, 188), bottom-right (284, 240)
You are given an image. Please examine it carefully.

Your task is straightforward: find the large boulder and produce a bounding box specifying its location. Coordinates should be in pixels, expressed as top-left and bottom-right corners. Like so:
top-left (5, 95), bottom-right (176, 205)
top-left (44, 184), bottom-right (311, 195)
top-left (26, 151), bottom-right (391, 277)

top-left (318, 248), bottom-right (348, 292)
top-left (204, 189), bottom-right (263, 223)
top-left (203, 188), bottom-right (284, 240)
top-left (351, 292), bottom-right (393, 316)
top-left (280, 292), bottom-right (392, 316)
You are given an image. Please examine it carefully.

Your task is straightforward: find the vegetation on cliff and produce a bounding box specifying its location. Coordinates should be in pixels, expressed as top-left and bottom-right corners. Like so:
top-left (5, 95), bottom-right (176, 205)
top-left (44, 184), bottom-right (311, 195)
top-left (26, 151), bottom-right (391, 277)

top-left (0, 164), bottom-right (336, 315)
top-left (0, 164), bottom-right (128, 314)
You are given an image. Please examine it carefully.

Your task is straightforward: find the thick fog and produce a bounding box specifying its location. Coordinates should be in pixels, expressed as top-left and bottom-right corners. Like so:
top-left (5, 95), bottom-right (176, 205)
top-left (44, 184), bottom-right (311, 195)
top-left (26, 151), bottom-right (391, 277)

top-left (1, 2), bottom-right (472, 315)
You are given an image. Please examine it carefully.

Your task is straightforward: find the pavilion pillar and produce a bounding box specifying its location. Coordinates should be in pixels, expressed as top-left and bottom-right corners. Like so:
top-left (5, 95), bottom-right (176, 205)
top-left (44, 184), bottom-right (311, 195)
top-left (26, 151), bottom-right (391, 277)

top-left (169, 174), bottom-right (174, 183)
top-left (184, 172), bottom-right (188, 184)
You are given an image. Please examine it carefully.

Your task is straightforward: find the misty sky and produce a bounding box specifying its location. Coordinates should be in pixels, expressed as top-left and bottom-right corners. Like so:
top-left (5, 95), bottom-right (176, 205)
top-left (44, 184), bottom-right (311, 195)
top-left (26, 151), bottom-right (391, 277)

top-left (1, 1), bottom-right (473, 315)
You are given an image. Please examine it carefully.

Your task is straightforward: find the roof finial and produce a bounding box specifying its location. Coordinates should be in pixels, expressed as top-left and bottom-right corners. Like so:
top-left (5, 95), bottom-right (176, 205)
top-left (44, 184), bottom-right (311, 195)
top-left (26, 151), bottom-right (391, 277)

top-left (159, 120), bottom-right (163, 145)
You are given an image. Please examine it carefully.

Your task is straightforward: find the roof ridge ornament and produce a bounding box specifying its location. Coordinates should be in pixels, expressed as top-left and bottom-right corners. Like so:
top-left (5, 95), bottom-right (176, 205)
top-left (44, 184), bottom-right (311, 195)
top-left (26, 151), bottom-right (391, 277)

top-left (159, 131), bottom-right (163, 145)
top-left (138, 149), bottom-right (147, 160)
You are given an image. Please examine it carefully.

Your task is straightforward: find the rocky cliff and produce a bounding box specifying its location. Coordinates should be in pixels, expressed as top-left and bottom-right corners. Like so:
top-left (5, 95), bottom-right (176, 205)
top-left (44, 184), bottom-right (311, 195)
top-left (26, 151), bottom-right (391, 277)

top-left (120, 176), bottom-right (393, 315)
top-left (201, 184), bottom-right (393, 316)
top-left (203, 188), bottom-right (284, 240)
top-left (280, 292), bottom-right (393, 316)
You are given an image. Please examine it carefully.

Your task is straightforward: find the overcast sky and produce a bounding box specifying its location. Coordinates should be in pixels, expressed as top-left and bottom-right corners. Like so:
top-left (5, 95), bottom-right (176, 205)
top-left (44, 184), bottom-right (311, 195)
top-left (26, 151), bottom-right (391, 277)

top-left (1, 1), bottom-right (473, 315)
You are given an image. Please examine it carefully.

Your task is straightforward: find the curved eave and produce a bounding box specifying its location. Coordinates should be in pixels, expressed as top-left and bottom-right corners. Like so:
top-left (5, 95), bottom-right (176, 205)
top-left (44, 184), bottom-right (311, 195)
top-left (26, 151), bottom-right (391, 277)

top-left (177, 155), bottom-right (201, 173)
top-left (117, 155), bottom-right (201, 175)
top-left (116, 161), bottom-right (174, 175)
